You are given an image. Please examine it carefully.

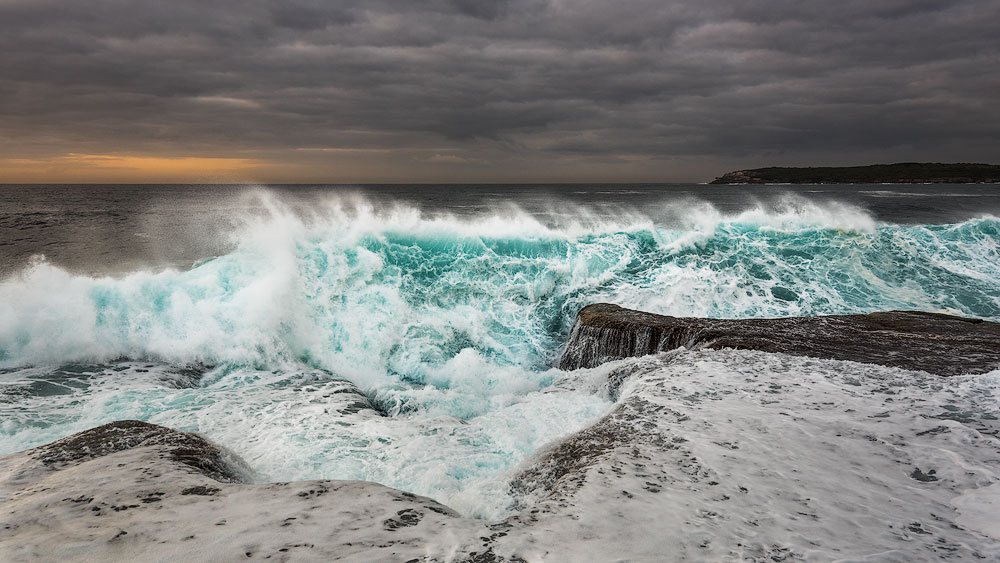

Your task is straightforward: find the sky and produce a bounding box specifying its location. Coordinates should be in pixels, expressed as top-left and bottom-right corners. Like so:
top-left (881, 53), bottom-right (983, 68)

top-left (1, 0), bottom-right (998, 183)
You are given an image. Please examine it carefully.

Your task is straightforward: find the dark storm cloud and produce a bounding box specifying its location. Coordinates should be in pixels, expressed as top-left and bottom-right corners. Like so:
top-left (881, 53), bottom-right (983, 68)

top-left (0, 0), bottom-right (998, 180)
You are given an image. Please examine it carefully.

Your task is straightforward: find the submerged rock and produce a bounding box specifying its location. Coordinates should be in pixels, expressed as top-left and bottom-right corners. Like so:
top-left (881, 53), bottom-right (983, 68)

top-left (559, 303), bottom-right (1000, 375)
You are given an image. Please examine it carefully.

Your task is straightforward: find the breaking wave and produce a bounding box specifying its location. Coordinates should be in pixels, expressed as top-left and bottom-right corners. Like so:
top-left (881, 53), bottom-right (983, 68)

top-left (1, 193), bottom-right (997, 376)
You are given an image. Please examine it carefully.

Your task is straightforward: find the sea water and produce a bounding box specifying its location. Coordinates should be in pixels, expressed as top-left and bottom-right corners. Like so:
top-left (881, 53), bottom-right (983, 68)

top-left (1, 184), bottom-right (998, 519)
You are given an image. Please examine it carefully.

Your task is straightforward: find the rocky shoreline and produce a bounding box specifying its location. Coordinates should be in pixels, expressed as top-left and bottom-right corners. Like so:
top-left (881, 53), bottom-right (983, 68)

top-left (3, 305), bottom-right (999, 561)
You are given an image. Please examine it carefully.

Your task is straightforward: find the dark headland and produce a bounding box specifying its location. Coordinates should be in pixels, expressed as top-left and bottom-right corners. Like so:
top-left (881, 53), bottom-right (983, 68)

top-left (709, 162), bottom-right (1000, 184)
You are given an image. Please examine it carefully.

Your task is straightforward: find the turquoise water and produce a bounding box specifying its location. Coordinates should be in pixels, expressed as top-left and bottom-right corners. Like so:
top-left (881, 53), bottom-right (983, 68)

top-left (1, 193), bottom-right (998, 517)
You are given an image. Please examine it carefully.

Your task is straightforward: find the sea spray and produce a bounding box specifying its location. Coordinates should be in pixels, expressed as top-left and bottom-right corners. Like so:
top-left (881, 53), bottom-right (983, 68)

top-left (3, 193), bottom-right (996, 371)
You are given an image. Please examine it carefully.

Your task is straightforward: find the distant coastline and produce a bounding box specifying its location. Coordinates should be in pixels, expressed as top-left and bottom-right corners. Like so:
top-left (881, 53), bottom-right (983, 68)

top-left (709, 162), bottom-right (1000, 184)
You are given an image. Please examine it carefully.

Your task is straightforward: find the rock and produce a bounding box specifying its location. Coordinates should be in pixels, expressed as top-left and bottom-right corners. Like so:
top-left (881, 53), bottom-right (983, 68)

top-left (510, 395), bottom-right (673, 503)
top-left (29, 420), bottom-right (252, 483)
top-left (559, 303), bottom-right (1000, 375)
top-left (509, 349), bottom-right (999, 561)
top-left (257, 370), bottom-right (387, 416)
top-left (0, 421), bottom-right (489, 562)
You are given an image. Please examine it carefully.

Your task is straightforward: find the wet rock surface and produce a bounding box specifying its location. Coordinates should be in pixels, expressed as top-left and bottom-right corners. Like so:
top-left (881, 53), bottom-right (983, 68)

top-left (31, 420), bottom-right (251, 483)
top-left (560, 303), bottom-right (1000, 375)
top-left (501, 350), bottom-right (1000, 561)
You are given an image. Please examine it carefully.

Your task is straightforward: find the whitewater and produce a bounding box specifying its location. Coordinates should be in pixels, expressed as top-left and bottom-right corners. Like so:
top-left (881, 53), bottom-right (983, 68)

top-left (1, 187), bottom-right (999, 528)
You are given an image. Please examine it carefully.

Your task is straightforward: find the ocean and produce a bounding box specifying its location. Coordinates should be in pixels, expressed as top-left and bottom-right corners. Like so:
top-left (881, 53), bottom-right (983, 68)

top-left (1, 183), bottom-right (999, 520)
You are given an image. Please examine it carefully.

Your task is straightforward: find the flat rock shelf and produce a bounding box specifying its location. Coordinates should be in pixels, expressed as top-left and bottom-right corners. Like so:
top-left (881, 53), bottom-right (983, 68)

top-left (559, 303), bottom-right (1000, 375)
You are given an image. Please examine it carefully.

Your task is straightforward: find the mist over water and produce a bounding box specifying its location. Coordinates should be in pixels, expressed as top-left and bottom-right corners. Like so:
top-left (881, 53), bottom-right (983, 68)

top-left (1, 185), bottom-right (999, 517)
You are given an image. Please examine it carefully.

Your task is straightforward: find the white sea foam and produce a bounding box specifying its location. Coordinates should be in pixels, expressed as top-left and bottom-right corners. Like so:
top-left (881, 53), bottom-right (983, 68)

top-left (1, 192), bottom-right (998, 519)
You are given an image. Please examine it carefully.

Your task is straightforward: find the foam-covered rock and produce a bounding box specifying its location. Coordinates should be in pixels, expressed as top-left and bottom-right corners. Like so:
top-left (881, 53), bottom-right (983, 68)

top-left (0, 421), bottom-right (487, 562)
top-left (500, 351), bottom-right (1000, 561)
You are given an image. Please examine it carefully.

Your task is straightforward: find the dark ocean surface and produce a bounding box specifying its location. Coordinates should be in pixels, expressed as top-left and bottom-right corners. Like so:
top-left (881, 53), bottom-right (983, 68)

top-left (3, 183), bottom-right (999, 275)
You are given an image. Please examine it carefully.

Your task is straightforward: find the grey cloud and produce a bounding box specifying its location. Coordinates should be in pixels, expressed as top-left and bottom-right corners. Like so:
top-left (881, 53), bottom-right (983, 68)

top-left (0, 0), bottom-right (998, 181)
top-left (269, 1), bottom-right (356, 30)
